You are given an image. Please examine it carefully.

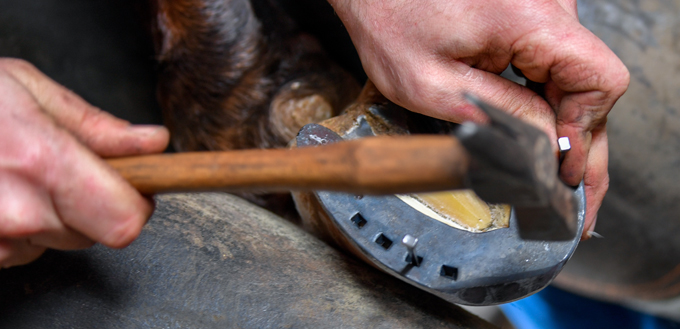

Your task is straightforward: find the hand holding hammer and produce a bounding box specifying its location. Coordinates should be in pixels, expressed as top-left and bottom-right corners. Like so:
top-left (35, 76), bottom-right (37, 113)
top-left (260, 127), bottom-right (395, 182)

top-left (109, 96), bottom-right (580, 241)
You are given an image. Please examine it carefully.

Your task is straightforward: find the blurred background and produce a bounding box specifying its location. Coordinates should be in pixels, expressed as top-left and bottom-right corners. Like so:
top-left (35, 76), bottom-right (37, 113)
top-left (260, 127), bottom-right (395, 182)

top-left (1, 0), bottom-right (680, 326)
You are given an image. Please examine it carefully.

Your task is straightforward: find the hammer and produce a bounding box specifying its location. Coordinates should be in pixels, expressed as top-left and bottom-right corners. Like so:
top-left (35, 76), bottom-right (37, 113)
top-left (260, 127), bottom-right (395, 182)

top-left (107, 96), bottom-right (579, 241)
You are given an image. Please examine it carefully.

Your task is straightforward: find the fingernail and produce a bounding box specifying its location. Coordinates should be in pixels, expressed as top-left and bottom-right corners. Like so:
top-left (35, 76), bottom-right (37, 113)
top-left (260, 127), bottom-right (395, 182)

top-left (128, 125), bottom-right (166, 137)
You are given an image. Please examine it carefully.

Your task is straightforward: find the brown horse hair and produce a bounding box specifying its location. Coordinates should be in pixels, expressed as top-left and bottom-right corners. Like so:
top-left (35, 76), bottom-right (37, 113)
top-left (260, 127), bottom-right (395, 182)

top-left (152, 0), bottom-right (360, 152)
top-left (150, 0), bottom-right (360, 215)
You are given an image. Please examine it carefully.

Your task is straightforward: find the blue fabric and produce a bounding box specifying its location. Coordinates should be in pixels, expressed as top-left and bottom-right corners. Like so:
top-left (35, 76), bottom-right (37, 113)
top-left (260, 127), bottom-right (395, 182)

top-left (499, 286), bottom-right (680, 329)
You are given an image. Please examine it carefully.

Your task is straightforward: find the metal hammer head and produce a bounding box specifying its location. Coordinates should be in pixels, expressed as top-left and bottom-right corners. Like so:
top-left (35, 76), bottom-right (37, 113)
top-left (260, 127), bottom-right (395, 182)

top-left (456, 94), bottom-right (580, 241)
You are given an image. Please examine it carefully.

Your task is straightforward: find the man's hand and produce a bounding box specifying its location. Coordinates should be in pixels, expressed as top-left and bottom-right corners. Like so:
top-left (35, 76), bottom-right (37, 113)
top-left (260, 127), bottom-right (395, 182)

top-left (329, 0), bottom-right (629, 239)
top-left (0, 58), bottom-right (169, 267)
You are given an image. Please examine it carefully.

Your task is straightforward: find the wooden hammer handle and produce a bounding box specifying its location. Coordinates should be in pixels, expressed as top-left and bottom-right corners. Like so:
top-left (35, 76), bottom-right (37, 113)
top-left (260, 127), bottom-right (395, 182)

top-left (107, 135), bottom-right (470, 195)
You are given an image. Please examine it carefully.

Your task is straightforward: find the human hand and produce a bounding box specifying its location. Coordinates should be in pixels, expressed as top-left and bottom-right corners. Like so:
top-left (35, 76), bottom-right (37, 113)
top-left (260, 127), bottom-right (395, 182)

top-left (0, 58), bottom-right (169, 267)
top-left (329, 0), bottom-right (629, 239)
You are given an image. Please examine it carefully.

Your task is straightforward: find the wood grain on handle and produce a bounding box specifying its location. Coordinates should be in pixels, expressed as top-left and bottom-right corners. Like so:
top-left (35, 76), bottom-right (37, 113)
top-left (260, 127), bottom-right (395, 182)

top-left (107, 135), bottom-right (470, 195)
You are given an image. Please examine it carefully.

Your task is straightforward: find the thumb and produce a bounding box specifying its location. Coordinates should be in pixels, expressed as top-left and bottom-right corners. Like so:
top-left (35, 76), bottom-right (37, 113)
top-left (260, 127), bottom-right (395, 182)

top-left (3, 59), bottom-right (169, 157)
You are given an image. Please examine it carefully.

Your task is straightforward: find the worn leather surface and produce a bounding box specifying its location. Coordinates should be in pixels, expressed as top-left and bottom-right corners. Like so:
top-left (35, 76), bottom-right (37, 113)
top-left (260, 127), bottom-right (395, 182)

top-left (555, 0), bottom-right (680, 302)
top-left (0, 193), bottom-right (494, 328)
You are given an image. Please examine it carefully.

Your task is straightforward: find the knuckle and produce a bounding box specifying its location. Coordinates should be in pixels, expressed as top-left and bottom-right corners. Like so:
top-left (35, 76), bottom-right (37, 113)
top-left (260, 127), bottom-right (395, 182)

top-left (401, 64), bottom-right (451, 108)
top-left (76, 104), bottom-right (108, 131)
top-left (584, 171), bottom-right (610, 205)
top-left (495, 83), bottom-right (546, 118)
top-left (0, 174), bottom-right (56, 238)
top-left (569, 63), bottom-right (609, 93)
top-left (600, 174), bottom-right (610, 195)
top-left (609, 63), bottom-right (630, 98)
top-left (8, 139), bottom-right (53, 177)
top-left (590, 172), bottom-right (610, 196)
top-left (0, 58), bottom-right (38, 77)
top-left (0, 204), bottom-right (47, 238)
top-left (372, 61), bottom-right (444, 110)
top-left (71, 104), bottom-right (128, 146)
top-left (592, 60), bottom-right (630, 101)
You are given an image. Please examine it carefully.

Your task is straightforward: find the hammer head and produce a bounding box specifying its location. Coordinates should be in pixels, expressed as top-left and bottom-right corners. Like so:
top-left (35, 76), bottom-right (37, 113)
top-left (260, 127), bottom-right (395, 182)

top-left (457, 94), bottom-right (580, 241)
